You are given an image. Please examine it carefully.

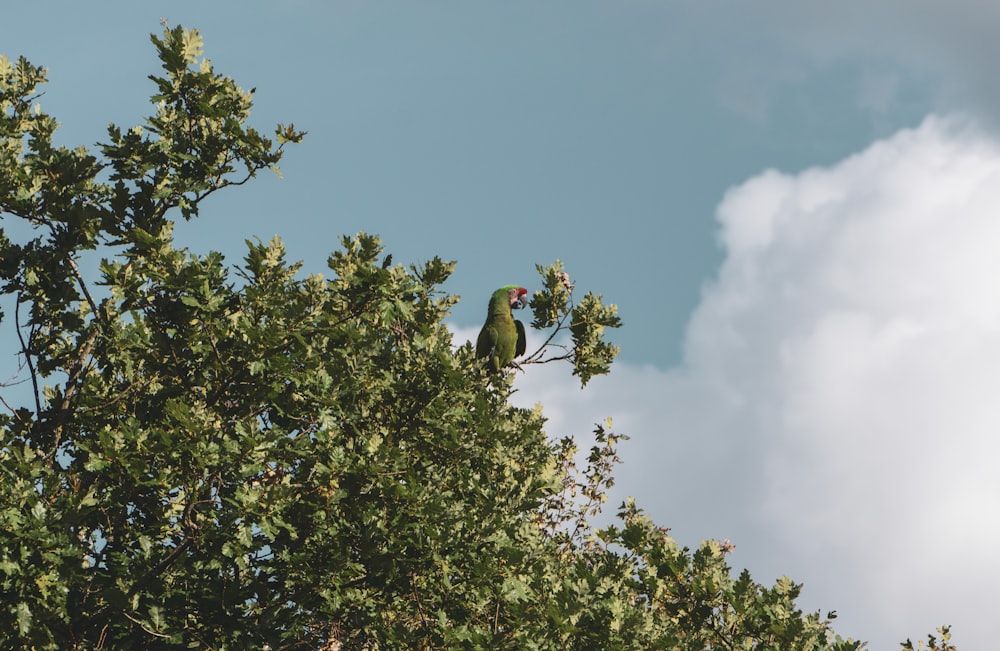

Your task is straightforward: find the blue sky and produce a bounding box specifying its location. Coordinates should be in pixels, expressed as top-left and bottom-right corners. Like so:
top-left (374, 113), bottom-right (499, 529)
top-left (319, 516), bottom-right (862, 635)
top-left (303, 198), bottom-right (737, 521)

top-left (4, 2), bottom-right (1000, 647)
top-left (5, 2), bottom-right (937, 367)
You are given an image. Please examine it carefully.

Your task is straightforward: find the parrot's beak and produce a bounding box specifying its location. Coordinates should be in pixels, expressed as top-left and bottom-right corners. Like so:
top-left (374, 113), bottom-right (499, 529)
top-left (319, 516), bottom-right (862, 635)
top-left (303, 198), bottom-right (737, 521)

top-left (513, 291), bottom-right (528, 310)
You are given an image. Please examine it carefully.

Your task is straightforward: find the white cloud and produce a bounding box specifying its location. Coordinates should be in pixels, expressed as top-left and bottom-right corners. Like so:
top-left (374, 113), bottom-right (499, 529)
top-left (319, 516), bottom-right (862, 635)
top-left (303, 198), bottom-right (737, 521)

top-left (479, 115), bottom-right (1000, 649)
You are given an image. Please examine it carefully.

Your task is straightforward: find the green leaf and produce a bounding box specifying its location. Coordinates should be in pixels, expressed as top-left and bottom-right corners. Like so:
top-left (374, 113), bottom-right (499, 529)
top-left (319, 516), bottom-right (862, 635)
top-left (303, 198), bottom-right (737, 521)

top-left (16, 602), bottom-right (31, 637)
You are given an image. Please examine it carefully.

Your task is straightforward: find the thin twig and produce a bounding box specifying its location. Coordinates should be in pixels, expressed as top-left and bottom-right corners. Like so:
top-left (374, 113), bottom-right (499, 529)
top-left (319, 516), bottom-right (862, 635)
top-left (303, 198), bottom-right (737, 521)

top-left (65, 253), bottom-right (103, 325)
top-left (95, 623), bottom-right (109, 650)
top-left (0, 392), bottom-right (31, 424)
top-left (521, 290), bottom-right (576, 365)
top-left (122, 611), bottom-right (174, 639)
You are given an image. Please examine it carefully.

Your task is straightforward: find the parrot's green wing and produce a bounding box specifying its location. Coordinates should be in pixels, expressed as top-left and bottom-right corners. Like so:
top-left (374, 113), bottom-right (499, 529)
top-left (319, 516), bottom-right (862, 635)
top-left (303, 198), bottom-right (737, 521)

top-left (476, 324), bottom-right (495, 360)
top-left (515, 320), bottom-right (526, 358)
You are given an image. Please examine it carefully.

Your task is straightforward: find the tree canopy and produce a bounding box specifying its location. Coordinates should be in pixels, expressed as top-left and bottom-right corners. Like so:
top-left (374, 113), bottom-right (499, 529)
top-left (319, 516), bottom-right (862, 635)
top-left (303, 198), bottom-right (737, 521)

top-left (0, 25), bottom-right (942, 650)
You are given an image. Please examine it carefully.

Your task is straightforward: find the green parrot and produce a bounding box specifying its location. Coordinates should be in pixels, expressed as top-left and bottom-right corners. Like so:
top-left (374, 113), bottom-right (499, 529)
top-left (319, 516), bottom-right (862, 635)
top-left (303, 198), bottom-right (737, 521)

top-left (476, 285), bottom-right (528, 372)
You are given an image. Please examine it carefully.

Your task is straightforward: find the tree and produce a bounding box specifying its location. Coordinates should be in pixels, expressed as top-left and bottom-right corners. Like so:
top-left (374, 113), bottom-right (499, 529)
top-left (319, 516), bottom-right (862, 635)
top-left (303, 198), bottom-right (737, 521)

top-left (0, 26), bottom-right (941, 650)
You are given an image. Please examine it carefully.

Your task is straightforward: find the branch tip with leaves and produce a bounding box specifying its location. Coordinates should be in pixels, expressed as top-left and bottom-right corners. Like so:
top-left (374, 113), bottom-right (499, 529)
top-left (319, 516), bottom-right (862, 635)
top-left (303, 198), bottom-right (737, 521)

top-left (520, 261), bottom-right (621, 386)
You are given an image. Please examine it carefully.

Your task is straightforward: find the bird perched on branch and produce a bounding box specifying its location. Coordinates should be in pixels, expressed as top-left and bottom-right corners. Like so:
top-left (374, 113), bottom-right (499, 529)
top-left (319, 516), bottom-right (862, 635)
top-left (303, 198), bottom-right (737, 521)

top-left (476, 285), bottom-right (528, 372)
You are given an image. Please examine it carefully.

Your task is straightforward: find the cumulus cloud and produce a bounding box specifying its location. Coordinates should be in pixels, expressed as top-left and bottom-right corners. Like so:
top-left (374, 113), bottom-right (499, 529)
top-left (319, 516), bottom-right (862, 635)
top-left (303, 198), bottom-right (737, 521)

top-left (477, 115), bottom-right (1000, 649)
top-left (689, 115), bottom-right (1000, 646)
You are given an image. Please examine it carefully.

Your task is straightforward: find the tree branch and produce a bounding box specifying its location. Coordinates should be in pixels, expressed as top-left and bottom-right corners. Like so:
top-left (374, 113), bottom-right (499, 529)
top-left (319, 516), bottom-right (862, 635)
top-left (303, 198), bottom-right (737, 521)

top-left (122, 611), bottom-right (174, 639)
top-left (46, 326), bottom-right (99, 459)
top-left (65, 252), bottom-right (103, 326)
top-left (14, 294), bottom-right (42, 420)
top-left (521, 288), bottom-right (575, 365)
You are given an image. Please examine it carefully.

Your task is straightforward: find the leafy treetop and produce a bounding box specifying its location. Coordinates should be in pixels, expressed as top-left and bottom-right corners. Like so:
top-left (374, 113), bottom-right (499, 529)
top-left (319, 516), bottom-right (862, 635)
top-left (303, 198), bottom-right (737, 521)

top-left (0, 25), bottom-right (945, 650)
